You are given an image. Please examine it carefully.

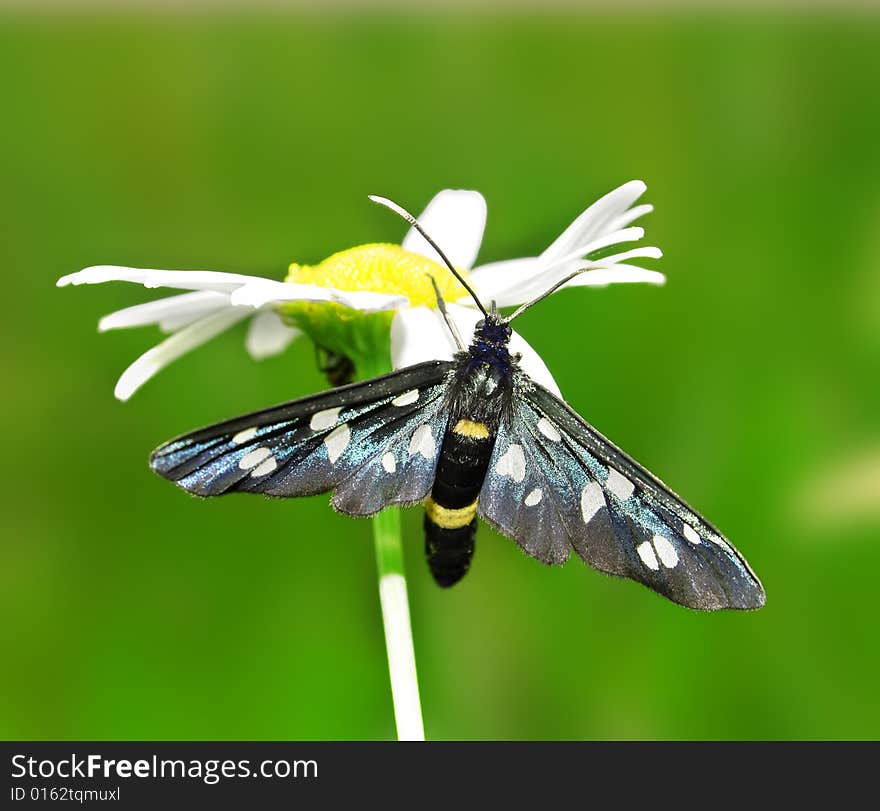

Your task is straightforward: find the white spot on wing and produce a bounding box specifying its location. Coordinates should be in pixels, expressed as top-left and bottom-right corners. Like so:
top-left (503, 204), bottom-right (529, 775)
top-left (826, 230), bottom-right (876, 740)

top-left (682, 523), bottom-right (701, 545)
top-left (606, 469), bottom-right (635, 500)
top-left (324, 423), bottom-right (351, 463)
top-left (525, 488), bottom-right (542, 507)
top-left (537, 417), bottom-right (561, 442)
top-left (495, 443), bottom-right (526, 483)
top-left (653, 534), bottom-right (679, 568)
top-left (231, 427), bottom-right (257, 445)
top-left (392, 389), bottom-right (419, 407)
top-left (408, 424), bottom-right (435, 459)
top-left (251, 456), bottom-right (277, 477)
top-left (636, 541), bottom-right (660, 570)
top-left (239, 447), bottom-right (272, 470)
top-left (381, 452), bottom-right (397, 473)
top-left (310, 407), bottom-right (341, 431)
top-left (580, 481), bottom-right (606, 523)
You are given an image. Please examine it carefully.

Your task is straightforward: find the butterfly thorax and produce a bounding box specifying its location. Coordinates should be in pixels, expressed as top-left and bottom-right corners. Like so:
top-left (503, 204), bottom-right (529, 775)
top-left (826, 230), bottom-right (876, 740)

top-left (450, 315), bottom-right (517, 423)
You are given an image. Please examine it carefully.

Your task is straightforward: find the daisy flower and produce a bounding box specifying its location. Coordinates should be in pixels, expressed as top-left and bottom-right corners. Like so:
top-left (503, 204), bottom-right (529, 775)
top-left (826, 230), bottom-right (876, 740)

top-left (57, 180), bottom-right (663, 399)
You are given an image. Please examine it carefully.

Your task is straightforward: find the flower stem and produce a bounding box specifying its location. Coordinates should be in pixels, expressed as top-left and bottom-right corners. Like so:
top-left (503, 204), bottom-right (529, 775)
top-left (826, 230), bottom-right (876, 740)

top-left (355, 354), bottom-right (424, 741)
top-left (372, 508), bottom-right (425, 741)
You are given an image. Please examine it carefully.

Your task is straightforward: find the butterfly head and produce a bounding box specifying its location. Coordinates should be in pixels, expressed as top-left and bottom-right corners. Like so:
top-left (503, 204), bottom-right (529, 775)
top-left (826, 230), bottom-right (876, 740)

top-left (473, 313), bottom-right (512, 349)
top-left (465, 312), bottom-right (515, 389)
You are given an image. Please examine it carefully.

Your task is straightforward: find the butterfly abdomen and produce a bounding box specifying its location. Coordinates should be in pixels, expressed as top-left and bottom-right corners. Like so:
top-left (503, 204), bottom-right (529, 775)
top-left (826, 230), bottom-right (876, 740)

top-left (424, 417), bottom-right (496, 587)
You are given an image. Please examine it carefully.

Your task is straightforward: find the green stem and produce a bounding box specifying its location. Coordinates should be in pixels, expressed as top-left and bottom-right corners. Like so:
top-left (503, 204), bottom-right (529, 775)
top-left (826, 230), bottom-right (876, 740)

top-left (358, 356), bottom-right (425, 741)
top-left (372, 508), bottom-right (425, 740)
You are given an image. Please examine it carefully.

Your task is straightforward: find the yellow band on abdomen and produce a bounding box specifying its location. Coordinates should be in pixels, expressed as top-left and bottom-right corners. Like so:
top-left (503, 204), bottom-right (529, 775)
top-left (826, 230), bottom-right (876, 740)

top-left (453, 419), bottom-right (490, 440)
top-left (424, 497), bottom-right (478, 530)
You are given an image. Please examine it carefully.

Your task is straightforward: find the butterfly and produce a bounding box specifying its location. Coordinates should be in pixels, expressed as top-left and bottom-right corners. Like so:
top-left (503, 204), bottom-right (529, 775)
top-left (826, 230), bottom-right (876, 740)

top-left (149, 196), bottom-right (765, 611)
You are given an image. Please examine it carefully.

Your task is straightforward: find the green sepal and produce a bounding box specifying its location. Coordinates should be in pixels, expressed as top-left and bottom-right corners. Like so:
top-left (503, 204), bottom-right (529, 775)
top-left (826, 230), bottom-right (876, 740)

top-left (280, 301), bottom-right (393, 379)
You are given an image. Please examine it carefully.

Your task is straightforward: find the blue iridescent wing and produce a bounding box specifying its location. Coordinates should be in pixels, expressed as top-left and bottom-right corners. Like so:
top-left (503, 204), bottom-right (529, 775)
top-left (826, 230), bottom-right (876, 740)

top-left (150, 360), bottom-right (453, 516)
top-left (477, 376), bottom-right (765, 610)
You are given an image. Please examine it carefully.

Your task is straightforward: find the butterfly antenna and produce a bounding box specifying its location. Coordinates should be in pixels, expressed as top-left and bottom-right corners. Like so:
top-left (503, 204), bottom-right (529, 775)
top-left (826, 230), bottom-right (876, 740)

top-left (506, 266), bottom-right (600, 323)
top-left (369, 194), bottom-right (489, 318)
top-left (428, 275), bottom-right (465, 351)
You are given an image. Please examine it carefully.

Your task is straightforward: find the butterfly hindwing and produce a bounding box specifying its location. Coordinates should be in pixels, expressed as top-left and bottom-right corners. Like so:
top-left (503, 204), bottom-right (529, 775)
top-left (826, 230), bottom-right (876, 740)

top-left (150, 360), bottom-right (453, 515)
top-left (478, 377), bottom-right (765, 610)
top-left (477, 415), bottom-right (575, 567)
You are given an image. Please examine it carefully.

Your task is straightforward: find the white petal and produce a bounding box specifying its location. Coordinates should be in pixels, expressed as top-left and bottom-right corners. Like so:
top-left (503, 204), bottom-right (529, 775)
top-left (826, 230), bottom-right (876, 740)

top-left (245, 310), bottom-right (301, 360)
top-left (591, 246), bottom-right (663, 264)
top-left (58, 265), bottom-right (276, 293)
top-left (468, 230), bottom-right (658, 308)
top-left (401, 189), bottom-right (487, 270)
top-left (467, 258), bottom-right (545, 308)
top-left (340, 290), bottom-right (410, 311)
top-left (531, 227), bottom-right (647, 279)
top-left (541, 180), bottom-right (647, 264)
top-left (506, 325), bottom-right (562, 398)
top-left (565, 265), bottom-right (666, 288)
top-left (508, 260), bottom-right (665, 302)
top-left (390, 304), bottom-right (561, 398)
top-left (469, 239), bottom-right (662, 308)
top-left (391, 306), bottom-right (457, 369)
top-left (229, 279), bottom-right (407, 312)
top-left (570, 226), bottom-right (645, 259)
top-left (229, 280), bottom-right (338, 307)
top-left (159, 307), bottom-right (231, 334)
top-left (98, 291), bottom-right (231, 333)
top-left (607, 203), bottom-right (653, 232)
top-left (114, 307), bottom-right (253, 401)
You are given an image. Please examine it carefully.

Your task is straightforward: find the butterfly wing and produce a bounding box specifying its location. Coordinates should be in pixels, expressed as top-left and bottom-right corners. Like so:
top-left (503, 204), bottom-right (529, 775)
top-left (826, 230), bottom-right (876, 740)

top-left (478, 377), bottom-right (765, 610)
top-left (150, 360), bottom-right (454, 516)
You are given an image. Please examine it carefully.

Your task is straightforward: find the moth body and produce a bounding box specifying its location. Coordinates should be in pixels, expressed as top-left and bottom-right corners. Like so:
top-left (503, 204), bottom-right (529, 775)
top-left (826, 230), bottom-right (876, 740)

top-left (424, 317), bottom-right (515, 585)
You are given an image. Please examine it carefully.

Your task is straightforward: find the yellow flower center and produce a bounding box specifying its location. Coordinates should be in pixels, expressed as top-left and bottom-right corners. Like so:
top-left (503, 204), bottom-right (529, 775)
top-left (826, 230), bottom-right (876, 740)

top-left (285, 243), bottom-right (470, 307)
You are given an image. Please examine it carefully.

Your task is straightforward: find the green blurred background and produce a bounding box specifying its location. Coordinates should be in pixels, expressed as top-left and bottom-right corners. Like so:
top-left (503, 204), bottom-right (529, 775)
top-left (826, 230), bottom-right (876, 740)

top-left (3, 7), bottom-right (879, 740)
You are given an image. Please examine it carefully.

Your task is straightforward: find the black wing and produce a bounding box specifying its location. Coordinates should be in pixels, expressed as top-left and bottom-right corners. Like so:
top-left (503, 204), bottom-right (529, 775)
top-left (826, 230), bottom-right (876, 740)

top-left (478, 376), bottom-right (765, 611)
top-left (150, 360), bottom-right (454, 516)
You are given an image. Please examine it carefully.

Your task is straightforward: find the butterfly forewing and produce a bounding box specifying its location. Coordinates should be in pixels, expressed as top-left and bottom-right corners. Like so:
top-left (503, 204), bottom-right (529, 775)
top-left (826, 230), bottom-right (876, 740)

top-left (478, 378), bottom-right (765, 610)
top-left (150, 360), bottom-right (453, 514)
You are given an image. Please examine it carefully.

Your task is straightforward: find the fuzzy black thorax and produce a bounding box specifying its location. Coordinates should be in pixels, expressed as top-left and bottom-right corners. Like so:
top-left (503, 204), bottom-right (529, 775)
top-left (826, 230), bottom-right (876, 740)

top-left (448, 315), bottom-right (518, 426)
